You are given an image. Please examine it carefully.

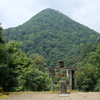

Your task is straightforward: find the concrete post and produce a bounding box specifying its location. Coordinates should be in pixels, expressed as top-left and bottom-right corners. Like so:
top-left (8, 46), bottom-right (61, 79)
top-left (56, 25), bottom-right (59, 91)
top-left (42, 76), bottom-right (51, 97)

top-left (66, 70), bottom-right (69, 90)
top-left (59, 81), bottom-right (66, 94)
top-left (66, 70), bottom-right (69, 78)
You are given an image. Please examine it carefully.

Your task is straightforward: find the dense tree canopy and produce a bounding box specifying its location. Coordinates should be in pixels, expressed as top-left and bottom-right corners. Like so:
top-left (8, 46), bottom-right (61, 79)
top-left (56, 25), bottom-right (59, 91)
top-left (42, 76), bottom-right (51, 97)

top-left (1, 9), bottom-right (100, 92)
top-left (3, 8), bottom-right (100, 67)
top-left (0, 26), bottom-right (51, 91)
top-left (76, 41), bottom-right (100, 91)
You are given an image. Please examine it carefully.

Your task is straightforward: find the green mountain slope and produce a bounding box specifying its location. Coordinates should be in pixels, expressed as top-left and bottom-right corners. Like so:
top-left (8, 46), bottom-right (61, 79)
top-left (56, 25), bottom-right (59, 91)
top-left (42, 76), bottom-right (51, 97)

top-left (3, 8), bottom-right (100, 67)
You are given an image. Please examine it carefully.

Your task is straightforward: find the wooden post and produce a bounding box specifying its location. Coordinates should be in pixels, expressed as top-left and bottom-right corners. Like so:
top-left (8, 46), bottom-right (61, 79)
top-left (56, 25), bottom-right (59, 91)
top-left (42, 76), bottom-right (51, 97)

top-left (69, 70), bottom-right (75, 90)
top-left (72, 70), bottom-right (75, 90)
top-left (51, 70), bottom-right (55, 91)
top-left (69, 70), bottom-right (72, 90)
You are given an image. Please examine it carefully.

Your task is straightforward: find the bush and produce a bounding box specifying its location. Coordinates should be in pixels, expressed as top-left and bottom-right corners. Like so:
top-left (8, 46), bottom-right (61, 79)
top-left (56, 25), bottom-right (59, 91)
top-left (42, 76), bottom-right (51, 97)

top-left (76, 64), bottom-right (99, 92)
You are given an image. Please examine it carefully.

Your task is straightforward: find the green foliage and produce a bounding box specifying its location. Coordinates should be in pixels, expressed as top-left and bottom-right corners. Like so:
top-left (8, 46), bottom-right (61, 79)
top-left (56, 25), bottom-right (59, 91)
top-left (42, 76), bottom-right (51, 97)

top-left (88, 48), bottom-right (100, 69)
top-left (6, 41), bottom-right (21, 53)
top-left (0, 38), bottom-right (51, 92)
top-left (33, 54), bottom-right (46, 71)
top-left (76, 42), bottom-right (100, 92)
top-left (6, 41), bottom-right (51, 91)
top-left (94, 79), bottom-right (100, 91)
top-left (0, 65), bottom-right (12, 91)
top-left (3, 8), bottom-right (100, 67)
top-left (76, 64), bottom-right (98, 91)
top-left (0, 27), bottom-right (5, 44)
top-left (1, 9), bottom-right (100, 92)
top-left (15, 65), bottom-right (51, 91)
top-left (0, 26), bottom-right (11, 91)
top-left (0, 26), bottom-right (7, 64)
top-left (0, 44), bottom-right (8, 64)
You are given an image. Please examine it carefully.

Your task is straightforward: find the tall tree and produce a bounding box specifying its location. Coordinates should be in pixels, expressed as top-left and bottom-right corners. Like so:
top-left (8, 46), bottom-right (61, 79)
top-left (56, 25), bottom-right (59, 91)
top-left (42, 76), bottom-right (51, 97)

top-left (0, 26), bottom-right (5, 44)
top-left (76, 42), bottom-right (100, 92)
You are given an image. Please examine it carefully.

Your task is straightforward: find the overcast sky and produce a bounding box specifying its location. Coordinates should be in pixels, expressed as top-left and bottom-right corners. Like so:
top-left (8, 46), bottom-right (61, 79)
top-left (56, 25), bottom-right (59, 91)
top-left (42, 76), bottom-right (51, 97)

top-left (0, 0), bottom-right (100, 33)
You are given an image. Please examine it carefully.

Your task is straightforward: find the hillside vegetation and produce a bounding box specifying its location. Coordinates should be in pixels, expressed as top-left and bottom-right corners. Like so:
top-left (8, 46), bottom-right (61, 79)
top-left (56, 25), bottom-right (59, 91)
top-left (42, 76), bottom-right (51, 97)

top-left (1, 8), bottom-right (100, 92)
top-left (3, 8), bottom-right (100, 67)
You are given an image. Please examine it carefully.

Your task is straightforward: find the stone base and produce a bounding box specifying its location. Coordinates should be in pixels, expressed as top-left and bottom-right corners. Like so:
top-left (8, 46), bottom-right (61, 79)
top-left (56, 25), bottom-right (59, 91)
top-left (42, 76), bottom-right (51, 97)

top-left (59, 94), bottom-right (69, 96)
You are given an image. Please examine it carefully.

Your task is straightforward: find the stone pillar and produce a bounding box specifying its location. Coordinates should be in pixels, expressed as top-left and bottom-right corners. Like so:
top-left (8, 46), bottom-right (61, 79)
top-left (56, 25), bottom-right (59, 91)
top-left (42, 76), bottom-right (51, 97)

top-left (59, 81), bottom-right (66, 94)
top-left (51, 70), bottom-right (55, 91)
top-left (66, 70), bottom-right (69, 90)
top-left (66, 70), bottom-right (69, 78)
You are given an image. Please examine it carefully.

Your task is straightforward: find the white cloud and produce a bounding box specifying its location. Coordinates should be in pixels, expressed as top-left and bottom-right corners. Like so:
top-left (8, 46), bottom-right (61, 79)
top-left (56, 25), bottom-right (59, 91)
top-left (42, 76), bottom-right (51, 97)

top-left (0, 0), bottom-right (44, 28)
top-left (72, 0), bottom-right (100, 32)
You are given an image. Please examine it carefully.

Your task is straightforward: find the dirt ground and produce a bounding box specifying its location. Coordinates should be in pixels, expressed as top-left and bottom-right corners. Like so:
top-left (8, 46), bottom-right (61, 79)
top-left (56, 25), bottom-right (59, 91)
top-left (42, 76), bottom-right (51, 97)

top-left (0, 92), bottom-right (100, 100)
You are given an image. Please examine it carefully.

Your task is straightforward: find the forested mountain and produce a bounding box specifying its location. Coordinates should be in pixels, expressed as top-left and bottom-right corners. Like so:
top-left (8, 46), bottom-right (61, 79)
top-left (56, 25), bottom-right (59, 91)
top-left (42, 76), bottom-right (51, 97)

top-left (1, 8), bottom-right (100, 92)
top-left (3, 8), bottom-right (100, 67)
